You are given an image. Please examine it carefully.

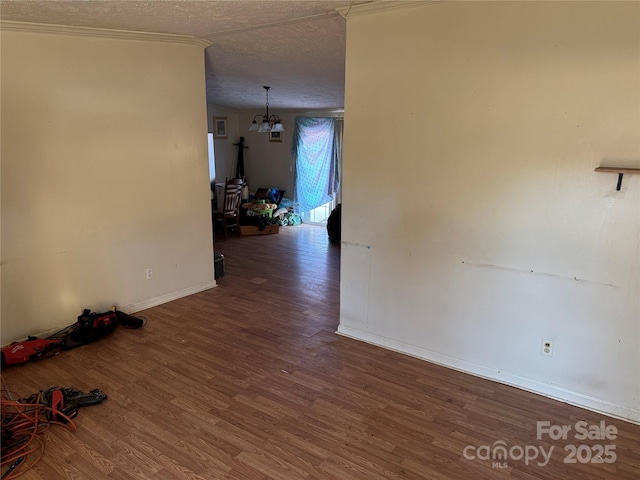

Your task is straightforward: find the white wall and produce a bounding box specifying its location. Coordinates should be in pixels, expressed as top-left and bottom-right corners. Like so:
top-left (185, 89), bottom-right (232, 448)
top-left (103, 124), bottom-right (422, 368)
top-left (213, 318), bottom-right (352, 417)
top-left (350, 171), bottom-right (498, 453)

top-left (207, 105), bottom-right (240, 185)
top-left (339, 2), bottom-right (639, 422)
top-left (1, 26), bottom-right (215, 343)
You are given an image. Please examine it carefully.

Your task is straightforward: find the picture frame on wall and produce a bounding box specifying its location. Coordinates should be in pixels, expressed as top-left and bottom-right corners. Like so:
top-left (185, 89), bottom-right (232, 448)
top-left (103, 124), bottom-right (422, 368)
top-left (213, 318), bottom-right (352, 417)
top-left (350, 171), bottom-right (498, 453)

top-left (269, 131), bottom-right (282, 143)
top-left (213, 117), bottom-right (228, 139)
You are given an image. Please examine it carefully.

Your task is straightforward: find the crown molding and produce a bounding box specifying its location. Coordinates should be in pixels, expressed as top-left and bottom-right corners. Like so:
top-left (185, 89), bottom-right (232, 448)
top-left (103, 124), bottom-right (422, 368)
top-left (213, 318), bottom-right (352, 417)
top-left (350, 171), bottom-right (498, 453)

top-left (337, 1), bottom-right (436, 18)
top-left (0, 21), bottom-right (213, 48)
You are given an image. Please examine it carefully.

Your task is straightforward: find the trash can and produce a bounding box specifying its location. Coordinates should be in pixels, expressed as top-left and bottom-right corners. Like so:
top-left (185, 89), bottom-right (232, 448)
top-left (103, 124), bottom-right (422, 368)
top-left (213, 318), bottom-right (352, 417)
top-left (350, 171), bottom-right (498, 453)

top-left (214, 253), bottom-right (225, 279)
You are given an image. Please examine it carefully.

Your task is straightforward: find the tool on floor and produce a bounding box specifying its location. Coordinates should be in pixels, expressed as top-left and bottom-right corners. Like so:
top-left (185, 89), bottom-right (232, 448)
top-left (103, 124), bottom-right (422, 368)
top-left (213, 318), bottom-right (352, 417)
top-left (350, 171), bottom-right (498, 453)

top-left (1, 308), bottom-right (146, 367)
top-left (1, 385), bottom-right (107, 478)
top-left (49, 309), bottom-right (119, 350)
top-left (39, 387), bottom-right (108, 423)
top-left (0, 338), bottom-right (62, 368)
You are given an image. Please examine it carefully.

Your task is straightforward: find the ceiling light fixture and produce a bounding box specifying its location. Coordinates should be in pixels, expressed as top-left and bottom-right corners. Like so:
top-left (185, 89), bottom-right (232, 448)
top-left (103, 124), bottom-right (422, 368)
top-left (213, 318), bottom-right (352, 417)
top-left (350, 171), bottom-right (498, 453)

top-left (248, 86), bottom-right (285, 133)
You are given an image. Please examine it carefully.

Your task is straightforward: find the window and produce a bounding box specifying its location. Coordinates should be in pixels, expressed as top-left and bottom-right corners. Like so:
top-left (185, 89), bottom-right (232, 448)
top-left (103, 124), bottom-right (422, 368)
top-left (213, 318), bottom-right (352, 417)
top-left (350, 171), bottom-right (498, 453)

top-left (291, 117), bottom-right (342, 222)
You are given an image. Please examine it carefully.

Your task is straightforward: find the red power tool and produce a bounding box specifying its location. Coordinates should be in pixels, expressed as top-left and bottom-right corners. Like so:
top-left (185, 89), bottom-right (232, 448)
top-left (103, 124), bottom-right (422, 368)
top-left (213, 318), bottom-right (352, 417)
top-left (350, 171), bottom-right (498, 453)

top-left (1, 337), bottom-right (62, 368)
top-left (1, 308), bottom-right (144, 368)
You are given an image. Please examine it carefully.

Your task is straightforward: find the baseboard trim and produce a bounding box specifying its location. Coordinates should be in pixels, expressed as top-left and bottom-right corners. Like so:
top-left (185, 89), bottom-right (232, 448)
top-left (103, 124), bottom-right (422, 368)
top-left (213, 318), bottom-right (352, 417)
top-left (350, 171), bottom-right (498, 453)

top-left (336, 324), bottom-right (640, 425)
top-left (121, 280), bottom-right (217, 314)
top-left (0, 281), bottom-right (217, 348)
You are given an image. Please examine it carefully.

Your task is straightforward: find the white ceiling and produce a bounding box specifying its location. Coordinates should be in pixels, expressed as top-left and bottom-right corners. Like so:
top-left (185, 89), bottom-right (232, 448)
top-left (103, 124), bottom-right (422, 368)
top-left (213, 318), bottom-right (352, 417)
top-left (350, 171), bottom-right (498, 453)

top-left (0, 0), bottom-right (372, 110)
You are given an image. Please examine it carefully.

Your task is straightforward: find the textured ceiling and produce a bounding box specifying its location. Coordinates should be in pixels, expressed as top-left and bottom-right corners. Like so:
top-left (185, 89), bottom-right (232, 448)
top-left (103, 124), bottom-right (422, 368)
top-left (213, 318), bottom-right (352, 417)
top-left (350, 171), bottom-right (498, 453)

top-left (0, 0), bottom-right (371, 110)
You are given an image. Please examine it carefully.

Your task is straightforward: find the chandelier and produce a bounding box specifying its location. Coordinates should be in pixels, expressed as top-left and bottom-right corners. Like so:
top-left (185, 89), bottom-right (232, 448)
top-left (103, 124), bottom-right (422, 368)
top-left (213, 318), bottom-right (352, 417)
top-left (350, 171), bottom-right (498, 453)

top-left (248, 86), bottom-right (285, 133)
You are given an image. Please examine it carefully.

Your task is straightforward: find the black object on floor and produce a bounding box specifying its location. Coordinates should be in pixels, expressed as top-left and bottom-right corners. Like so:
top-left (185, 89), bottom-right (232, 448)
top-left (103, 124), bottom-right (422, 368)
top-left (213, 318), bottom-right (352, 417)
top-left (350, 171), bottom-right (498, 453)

top-left (115, 310), bottom-right (146, 329)
top-left (215, 252), bottom-right (225, 279)
top-left (327, 204), bottom-right (342, 244)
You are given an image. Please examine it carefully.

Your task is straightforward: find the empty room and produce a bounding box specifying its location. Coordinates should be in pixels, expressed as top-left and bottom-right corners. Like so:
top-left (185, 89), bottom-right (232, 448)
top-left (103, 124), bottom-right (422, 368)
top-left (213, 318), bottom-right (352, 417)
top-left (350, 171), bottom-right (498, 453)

top-left (1, 1), bottom-right (638, 479)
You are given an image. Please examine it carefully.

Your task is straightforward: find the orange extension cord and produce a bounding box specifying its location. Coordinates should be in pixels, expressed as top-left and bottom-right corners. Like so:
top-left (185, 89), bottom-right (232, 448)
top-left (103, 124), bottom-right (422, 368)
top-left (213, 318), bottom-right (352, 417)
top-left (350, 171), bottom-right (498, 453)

top-left (1, 387), bottom-right (76, 479)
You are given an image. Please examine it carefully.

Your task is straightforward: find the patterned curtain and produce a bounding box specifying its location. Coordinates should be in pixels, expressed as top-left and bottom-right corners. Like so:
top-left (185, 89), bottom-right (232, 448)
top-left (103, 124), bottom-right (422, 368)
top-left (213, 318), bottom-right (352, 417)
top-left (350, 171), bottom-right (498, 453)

top-left (291, 117), bottom-right (340, 214)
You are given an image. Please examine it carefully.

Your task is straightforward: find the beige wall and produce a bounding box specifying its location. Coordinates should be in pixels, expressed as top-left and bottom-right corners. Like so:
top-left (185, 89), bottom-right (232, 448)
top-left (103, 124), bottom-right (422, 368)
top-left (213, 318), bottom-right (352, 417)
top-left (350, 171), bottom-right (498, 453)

top-left (207, 108), bottom-right (311, 198)
top-left (207, 105), bottom-right (241, 185)
top-left (240, 111), bottom-right (297, 196)
top-left (1, 27), bottom-right (215, 343)
top-left (340, 2), bottom-right (639, 422)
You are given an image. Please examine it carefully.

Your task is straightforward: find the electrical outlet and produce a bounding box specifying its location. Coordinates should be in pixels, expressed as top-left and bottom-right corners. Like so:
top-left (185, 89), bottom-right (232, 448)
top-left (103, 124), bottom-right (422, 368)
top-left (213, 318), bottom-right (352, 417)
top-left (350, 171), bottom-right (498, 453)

top-left (146, 268), bottom-right (153, 280)
top-left (542, 339), bottom-right (553, 356)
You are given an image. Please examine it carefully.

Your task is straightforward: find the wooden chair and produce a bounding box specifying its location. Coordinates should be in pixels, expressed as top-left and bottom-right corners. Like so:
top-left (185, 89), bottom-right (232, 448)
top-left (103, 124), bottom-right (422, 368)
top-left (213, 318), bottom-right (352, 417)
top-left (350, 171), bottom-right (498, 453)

top-left (214, 177), bottom-right (244, 240)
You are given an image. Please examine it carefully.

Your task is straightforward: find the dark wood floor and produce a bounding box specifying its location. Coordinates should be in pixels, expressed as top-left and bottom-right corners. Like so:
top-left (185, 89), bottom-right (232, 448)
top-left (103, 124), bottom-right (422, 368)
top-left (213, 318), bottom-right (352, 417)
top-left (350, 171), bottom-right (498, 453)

top-left (2, 224), bottom-right (639, 479)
